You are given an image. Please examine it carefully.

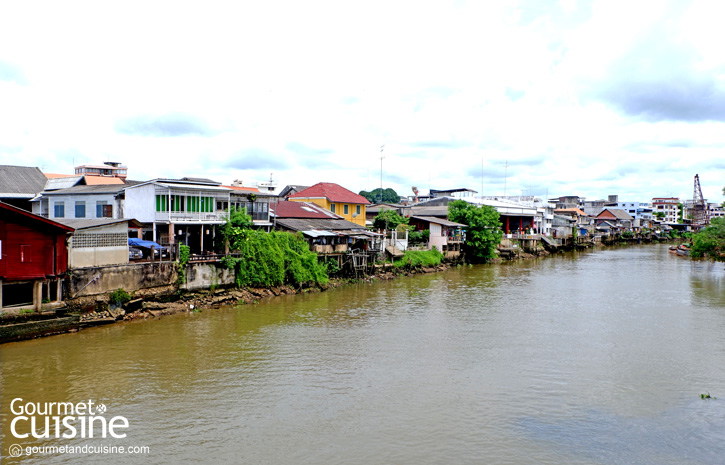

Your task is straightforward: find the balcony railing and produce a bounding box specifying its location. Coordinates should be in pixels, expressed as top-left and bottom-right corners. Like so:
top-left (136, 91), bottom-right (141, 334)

top-left (155, 212), bottom-right (226, 222)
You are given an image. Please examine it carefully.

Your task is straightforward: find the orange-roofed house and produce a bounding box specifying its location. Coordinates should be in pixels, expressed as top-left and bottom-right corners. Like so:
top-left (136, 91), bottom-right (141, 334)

top-left (288, 182), bottom-right (370, 227)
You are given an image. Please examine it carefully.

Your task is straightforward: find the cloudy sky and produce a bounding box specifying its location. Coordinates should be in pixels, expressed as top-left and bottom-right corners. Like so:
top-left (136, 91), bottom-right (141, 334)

top-left (1, 0), bottom-right (724, 203)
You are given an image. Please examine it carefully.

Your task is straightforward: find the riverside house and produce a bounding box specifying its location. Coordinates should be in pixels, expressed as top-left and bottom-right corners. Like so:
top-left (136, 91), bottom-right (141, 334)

top-left (124, 177), bottom-right (232, 254)
top-left (0, 202), bottom-right (73, 311)
top-left (288, 182), bottom-right (370, 227)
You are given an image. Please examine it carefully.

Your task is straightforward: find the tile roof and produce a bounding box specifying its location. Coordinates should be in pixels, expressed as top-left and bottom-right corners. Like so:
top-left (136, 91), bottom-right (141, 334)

top-left (83, 176), bottom-right (125, 185)
top-left (272, 201), bottom-right (340, 219)
top-left (596, 208), bottom-right (633, 220)
top-left (289, 182), bottom-right (370, 205)
top-left (554, 208), bottom-right (588, 216)
top-left (224, 185), bottom-right (260, 192)
top-left (0, 165), bottom-right (47, 196)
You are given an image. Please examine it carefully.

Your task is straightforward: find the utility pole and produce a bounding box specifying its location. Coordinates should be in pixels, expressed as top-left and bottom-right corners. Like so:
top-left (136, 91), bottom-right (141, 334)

top-left (379, 145), bottom-right (385, 203)
top-left (504, 160), bottom-right (508, 196)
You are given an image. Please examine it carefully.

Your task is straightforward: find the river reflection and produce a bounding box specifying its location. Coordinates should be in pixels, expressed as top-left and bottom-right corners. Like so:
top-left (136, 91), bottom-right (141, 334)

top-left (1, 244), bottom-right (724, 464)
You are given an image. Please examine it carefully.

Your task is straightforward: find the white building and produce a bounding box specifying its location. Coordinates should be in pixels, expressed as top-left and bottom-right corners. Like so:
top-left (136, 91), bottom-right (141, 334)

top-left (123, 177), bottom-right (232, 253)
top-left (652, 198), bottom-right (680, 223)
top-left (33, 184), bottom-right (125, 220)
top-left (616, 201), bottom-right (653, 221)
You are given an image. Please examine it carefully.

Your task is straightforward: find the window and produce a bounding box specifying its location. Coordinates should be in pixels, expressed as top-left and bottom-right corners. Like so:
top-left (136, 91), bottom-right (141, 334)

top-left (330, 204), bottom-right (336, 213)
top-left (54, 202), bottom-right (65, 218)
top-left (344, 204), bottom-right (349, 215)
top-left (20, 245), bottom-right (31, 263)
top-left (155, 195), bottom-right (168, 212)
top-left (356, 205), bottom-right (361, 215)
top-left (75, 201), bottom-right (86, 218)
top-left (169, 195), bottom-right (186, 212)
top-left (97, 201), bottom-right (112, 218)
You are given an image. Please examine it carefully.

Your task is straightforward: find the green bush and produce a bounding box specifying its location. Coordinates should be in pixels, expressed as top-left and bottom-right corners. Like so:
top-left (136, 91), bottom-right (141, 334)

top-left (408, 229), bottom-right (430, 245)
top-left (223, 230), bottom-right (328, 287)
top-left (691, 218), bottom-right (725, 259)
top-left (109, 288), bottom-right (132, 307)
top-left (394, 249), bottom-right (444, 269)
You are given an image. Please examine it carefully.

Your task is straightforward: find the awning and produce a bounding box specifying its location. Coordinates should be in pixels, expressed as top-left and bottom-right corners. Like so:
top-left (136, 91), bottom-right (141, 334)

top-left (301, 230), bottom-right (338, 238)
top-left (128, 238), bottom-right (167, 250)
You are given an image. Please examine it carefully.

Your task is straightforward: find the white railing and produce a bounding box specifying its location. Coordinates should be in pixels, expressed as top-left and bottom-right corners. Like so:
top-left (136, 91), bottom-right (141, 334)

top-left (155, 212), bottom-right (226, 222)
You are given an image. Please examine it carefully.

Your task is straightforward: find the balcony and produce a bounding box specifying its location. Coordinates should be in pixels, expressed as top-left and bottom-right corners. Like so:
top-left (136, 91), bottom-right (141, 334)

top-left (155, 211), bottom-right (226, 223)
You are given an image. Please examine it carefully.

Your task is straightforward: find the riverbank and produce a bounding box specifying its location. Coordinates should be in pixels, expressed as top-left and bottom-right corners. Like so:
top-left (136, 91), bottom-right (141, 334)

top-left (0, 234), bottom-right (680, 344)
top-left (0, 263), bottom-right (453, 343)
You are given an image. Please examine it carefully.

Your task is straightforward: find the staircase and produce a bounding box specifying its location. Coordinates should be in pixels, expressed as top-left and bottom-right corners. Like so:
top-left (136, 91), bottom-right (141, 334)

top-left (385, 245), bottom-right (405, 258)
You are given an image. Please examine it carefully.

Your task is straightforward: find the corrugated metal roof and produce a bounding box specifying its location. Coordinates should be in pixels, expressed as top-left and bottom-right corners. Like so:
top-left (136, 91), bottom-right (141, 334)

top-left (301, 230), bottom-right (339, 237)
top-left (275, 218), bottom-right (365, 232)
top-left (272, 201), bottom-right (340, 219)
top-left (42, 184), bottom-right (128, 195)
top-left (54, 218), bottom-right (142, 230)
top-left (44, 176), bottom-right (84, 191)
top-left (0, 165), bottom-right (47, 196)
top-left (411, 216), bottom-right (467, 227)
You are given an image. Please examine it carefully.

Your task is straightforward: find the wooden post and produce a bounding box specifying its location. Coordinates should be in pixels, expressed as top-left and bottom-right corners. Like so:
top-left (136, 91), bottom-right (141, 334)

top-left (34, 280), bottom-right (43, 312)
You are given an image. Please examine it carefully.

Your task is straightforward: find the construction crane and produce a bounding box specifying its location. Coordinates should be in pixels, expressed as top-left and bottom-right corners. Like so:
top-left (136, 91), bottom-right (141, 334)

top-left (692, 174), bottom-right (709, 227)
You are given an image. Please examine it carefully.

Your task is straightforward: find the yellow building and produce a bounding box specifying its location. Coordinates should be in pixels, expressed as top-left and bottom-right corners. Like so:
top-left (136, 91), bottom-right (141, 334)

top-left (288, 182), bottom-right (370, 227)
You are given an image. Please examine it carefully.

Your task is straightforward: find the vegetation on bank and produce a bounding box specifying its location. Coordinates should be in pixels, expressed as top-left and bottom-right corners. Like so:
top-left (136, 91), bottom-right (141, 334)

top-left (394, 249), bottom-right (444, 269)
top-left (447, 200), bottom-right (503, 262)
top-left (373, 208), bottom-right (408, 230)
top-left (690, 217), bottom-right (725, 259)
top-left (222, 208), bottom-right (329, 288)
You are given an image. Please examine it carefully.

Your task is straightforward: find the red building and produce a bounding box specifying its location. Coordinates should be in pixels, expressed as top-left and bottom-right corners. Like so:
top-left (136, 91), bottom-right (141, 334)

top-left (0, 202), bottom-right (74, 311)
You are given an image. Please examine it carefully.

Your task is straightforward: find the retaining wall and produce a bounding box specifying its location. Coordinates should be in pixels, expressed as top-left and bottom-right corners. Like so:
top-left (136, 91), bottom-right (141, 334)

top-left (69, 262), bottom-right (177, 298)
top-left (181, 262), bottom-right (236, 291)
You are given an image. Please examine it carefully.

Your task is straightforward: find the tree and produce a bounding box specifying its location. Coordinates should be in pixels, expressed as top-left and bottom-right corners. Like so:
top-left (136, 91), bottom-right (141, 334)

top-left (373, 208), bottom-right (408, 231)
top-left (690, 217), bottom-right (725, 259)
top-left (222, 206), bottom-right (253, 253)
top-left (359, 188), bottom-right (400, 204)
top-left (654, 212), bottom-right (666, 220)
top-left (447, 200), bottom-right (503, 262)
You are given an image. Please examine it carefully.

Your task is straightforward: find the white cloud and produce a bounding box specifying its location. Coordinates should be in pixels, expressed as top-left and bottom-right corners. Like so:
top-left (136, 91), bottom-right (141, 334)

top-left (0, 0), bottom-right (724, 202)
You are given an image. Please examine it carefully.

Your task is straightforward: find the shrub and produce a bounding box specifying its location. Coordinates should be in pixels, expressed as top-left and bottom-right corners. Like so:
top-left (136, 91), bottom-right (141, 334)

top-left (223, 230), bottom-right (328, 287)
top-left (394, 249), bottom-right (444, 269)
top-left (109, 288), bottom-right (132, 307)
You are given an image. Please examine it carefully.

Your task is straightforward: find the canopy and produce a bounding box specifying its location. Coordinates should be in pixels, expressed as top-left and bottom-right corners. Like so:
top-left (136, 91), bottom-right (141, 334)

top-left (128, 238), bottom-right (167, 250)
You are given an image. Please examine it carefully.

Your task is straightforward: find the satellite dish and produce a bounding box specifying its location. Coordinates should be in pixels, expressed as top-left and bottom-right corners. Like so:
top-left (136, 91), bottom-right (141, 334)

top-left (352, 213), bottom-right (359, 218)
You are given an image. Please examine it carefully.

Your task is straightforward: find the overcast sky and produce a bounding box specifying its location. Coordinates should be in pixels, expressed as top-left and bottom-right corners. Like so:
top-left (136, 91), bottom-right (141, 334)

top-left (1, 0), bottom-right (724, 203)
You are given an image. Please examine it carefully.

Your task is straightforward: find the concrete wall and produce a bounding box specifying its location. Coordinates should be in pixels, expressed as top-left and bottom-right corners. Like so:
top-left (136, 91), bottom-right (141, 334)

top-left (69, 262), bottom-right (177, 297)
top-left (124, 183), bottom-right (156, 223)
top-left (69, 222), bottom-right (129, 268)
top-left (181, 262), bottom-right (236, 291)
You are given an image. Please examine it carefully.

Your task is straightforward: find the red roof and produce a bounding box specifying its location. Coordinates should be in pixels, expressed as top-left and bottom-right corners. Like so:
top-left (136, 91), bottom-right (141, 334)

top-left (289, 182), bottom-right (370, 205)
top-left (0, 201), bottom-right (75, 232)
top-left (272, 201), bottom-right (341, 219)
top-left (223, 185), bottom-right (260, 192)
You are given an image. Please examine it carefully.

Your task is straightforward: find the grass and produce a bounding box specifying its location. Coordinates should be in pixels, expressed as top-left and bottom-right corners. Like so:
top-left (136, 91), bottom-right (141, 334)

top-left (394, 249), bottom-right (444, 269)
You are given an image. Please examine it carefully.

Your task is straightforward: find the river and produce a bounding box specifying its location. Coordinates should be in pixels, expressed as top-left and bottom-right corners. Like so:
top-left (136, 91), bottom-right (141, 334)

top-left (2, 244), bottom-right (725, 464)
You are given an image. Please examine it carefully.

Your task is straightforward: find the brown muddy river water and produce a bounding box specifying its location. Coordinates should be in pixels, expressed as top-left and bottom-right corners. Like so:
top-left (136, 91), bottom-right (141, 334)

top-left (2, 244), bottom-right (725, 464)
